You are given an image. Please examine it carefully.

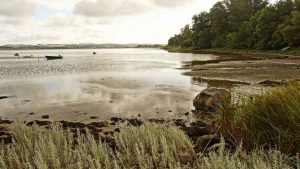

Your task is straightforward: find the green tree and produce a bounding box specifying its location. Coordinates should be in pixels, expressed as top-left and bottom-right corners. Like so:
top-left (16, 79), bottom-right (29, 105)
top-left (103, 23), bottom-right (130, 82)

top-left (280, 11), bottom-right (300, 47)
top-left (191, 12), bottom-right (212, 49)
top-left (253, 7), bottom-right (279, 49)
top-left (209, 2), bottom-right (229, 48)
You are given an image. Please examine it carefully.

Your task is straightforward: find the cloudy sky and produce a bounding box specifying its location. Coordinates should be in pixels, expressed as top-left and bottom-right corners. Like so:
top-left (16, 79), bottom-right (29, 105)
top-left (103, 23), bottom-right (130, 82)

top-left (0, 0), bottom-right (267, 45)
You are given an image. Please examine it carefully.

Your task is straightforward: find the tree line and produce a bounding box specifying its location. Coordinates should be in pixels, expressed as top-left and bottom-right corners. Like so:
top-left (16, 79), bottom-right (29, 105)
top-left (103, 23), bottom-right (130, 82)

top-left (168, 0), bottom-right (300, 50)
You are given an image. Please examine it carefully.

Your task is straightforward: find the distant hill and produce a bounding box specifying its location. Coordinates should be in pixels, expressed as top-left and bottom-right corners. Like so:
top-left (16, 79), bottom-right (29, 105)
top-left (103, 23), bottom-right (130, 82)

top-left (0, 44), bottom-right (165, 50)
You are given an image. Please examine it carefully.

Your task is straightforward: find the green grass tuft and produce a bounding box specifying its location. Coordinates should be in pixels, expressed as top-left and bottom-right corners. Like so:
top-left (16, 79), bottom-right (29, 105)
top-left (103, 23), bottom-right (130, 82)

top-left (221, 82), bottom-right (300, 154)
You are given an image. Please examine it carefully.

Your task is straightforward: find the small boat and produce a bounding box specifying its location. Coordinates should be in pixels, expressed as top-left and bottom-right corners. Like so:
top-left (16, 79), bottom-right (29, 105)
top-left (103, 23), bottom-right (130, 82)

top-left (45, 55), bottom-right (63, 60)
top-left (23, 55), bottom-right (34, 58)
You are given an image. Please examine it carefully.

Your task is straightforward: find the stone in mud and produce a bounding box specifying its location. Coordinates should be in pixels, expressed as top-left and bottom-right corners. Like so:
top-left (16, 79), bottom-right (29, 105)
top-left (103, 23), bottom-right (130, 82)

top-left (259, 80), bottom-right (286, 87)
top-left (0, 120), bottom-right (13, 124)
top-left (127, 118), bottom-right (143, 126)
top-left (149, 118), bottom-right (165, 124)
top-left (59, 120), bottom-right (87, 129)
top-left (190, 121), bottom-right (209, 128)
top-left (42, 115), bottom-right (49, 119)
top-left (173, 119), bottom-right (186, 127)
top-left (0, 96), bottom-right (11, 100)
top-left (90, 116), bottom-right (98, 119)
top-left (89, 121), bottom-right (109, 128)
top-left (110, 117), bottom-right (123, 123)
top-left (27, 120), bottom-right (52, 126)
top-left (0, 135), bottom-right (12, 144)
top-left (193, 88), bottom-right (231, 114)
top-left (183, 126), bottom-right (210, 137)
top-left (0, 125), bottom-right (12, 144)
top-left (195, 135), bottom-right (220, 153)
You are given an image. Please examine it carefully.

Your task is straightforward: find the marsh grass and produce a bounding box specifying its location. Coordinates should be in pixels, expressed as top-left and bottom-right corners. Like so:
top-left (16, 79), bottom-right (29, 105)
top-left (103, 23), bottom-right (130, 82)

top-left (220, 82), bottom-right (300, 154)
top-left (0, 122), bottom-right (295, 169)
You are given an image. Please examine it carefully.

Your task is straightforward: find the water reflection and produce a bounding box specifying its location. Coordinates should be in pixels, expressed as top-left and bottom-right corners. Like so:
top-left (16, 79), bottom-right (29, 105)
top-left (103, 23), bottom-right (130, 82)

top-left (0, 48), bottom-right (217, 121)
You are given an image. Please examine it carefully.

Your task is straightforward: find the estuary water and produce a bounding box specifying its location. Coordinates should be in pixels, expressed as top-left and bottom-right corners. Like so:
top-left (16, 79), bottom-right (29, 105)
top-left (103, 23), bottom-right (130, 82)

top-left (0, 48), bottom-right (218, 121)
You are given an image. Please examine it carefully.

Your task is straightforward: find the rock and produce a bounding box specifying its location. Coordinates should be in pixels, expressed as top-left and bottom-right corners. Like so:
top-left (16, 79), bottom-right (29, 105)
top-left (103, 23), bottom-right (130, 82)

top-left (59, 121), bottom-right (87, 129)
top-left (259, 80), bottom-right (286, 87)
top-left (193, 88), bottom-right (231, 114)
top-left (149, 118), bottom-right (165, 124)
top-left (127, 118), bottom-right (143, 126)
top-left (21, 100), bottom-right (31, 103)
top-left (90, 116), bottom-right (98, 120)
top-left (0, 96), bottom-right (11, 100)
top-left (0, 135), bottom-right (12, 144)
top-left (42, 115), bottom-right (49, 119)
top-left (0, 120), bottom-right (13, 124)
top-left (114, 128), bottom-right (120, 132)
top-left (29, 112), bottom-right (35, 115)
top-left (183, 126), bottom-right (209, 138)
top-left (0, 126), bottom-right (12, 144)
top-left (190, 121), bottom-right (209, 128)
top-left (89, 121), bottom-right (109, 128)
top-left (110, 117), bottom-right (123, 123)
top-left (27, 120), bottom-right (51, 126)
top-left (173, 119), bottom-right (186, 127)
top-left (102, 136), bottom-right (117, 151)
top-left (195, 135), bottom-right (220, 153)
top-left (184, 112), bottom-right (190, 116)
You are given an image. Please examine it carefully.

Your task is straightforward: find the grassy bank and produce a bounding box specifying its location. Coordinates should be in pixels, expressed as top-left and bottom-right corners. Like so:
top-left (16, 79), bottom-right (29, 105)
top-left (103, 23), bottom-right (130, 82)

top-left (164, 47), bottom-right (300, 57)
top-left (0, 122), bottom-right (296, 169)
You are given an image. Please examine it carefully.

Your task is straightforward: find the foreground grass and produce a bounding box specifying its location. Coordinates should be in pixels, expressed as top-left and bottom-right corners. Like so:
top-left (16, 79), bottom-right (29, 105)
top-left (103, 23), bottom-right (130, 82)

top-left (0, 122), bottom-right (296, 169)
top-left (218, 82), bottom-right (300, 156)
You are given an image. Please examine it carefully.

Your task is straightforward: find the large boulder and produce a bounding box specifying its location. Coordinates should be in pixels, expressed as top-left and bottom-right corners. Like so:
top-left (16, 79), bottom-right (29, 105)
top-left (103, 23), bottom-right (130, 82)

top-left (193, 88), bottom-right (231, 114)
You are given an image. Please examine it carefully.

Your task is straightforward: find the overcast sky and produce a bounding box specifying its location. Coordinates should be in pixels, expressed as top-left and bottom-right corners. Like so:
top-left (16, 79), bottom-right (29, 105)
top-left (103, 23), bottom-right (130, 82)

top-left (0, 0), bottom-right (273, 45)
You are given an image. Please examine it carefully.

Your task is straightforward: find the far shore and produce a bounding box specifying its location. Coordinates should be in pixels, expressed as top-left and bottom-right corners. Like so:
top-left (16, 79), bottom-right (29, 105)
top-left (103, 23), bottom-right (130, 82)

top-left (163, 47), bottom-right (300, 57)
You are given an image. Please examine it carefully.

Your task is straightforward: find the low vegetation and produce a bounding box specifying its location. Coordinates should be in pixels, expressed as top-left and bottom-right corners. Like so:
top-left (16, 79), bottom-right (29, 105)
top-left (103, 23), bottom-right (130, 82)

top-left (0, 122), bottom-right (296, 169)
top-left (219, 82), bottom-right (300, 155)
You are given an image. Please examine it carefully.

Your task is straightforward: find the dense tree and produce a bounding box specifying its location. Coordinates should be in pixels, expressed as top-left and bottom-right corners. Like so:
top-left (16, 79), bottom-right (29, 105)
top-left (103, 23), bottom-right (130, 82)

top-left (191, 12), bottom-right (213, 49)
top-left (167, 0), bottom-right (300, 50)
top-left (168, 25), bottom-right (192, 48)
top-left (280, 11), bottom-right (300, 47)
top-left (209, 2), bottom-right (229, 48)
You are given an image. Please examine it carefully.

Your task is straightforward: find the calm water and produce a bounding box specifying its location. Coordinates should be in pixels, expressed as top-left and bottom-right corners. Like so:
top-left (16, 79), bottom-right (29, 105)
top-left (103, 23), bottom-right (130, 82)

top-left (0, 48), bottom-right (218, 121)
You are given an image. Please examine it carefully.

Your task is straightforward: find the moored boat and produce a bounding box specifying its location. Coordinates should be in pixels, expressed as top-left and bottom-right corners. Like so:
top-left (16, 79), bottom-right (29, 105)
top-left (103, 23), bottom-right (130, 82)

top-left (45, 55), bottom-right (63, 60)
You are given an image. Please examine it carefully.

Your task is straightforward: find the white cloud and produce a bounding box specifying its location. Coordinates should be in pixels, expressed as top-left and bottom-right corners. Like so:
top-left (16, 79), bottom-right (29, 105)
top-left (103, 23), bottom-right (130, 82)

top-left (74, 0), bottom-right (196, 17)
top-left (151, 0), bottom-right (194, 8)
top-left (0, 0), bottom-right (34, 17)
top-left (74, 0), bottom-right (152, 17)
top-left (0, 0), bottom-right (35, 25)
top-left (0, 0), bottom-right (221, 45)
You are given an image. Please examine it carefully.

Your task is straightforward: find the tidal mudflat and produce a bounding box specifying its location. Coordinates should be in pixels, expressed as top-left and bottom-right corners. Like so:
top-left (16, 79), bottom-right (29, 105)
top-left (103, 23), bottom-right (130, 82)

top-left (0, 48), bottom-right (219, 121)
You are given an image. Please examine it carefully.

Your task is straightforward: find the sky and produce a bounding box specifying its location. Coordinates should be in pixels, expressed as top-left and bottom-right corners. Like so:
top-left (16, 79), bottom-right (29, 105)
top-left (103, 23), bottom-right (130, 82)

top-left (0, 0), bottom-right (274, 45)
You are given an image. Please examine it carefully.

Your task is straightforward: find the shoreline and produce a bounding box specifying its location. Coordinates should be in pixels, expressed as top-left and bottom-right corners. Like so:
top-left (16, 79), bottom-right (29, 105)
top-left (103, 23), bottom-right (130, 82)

top-left (165, 47), bottom-right (300, 86)
top-left (164, 47), bottom-right (300, 58)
